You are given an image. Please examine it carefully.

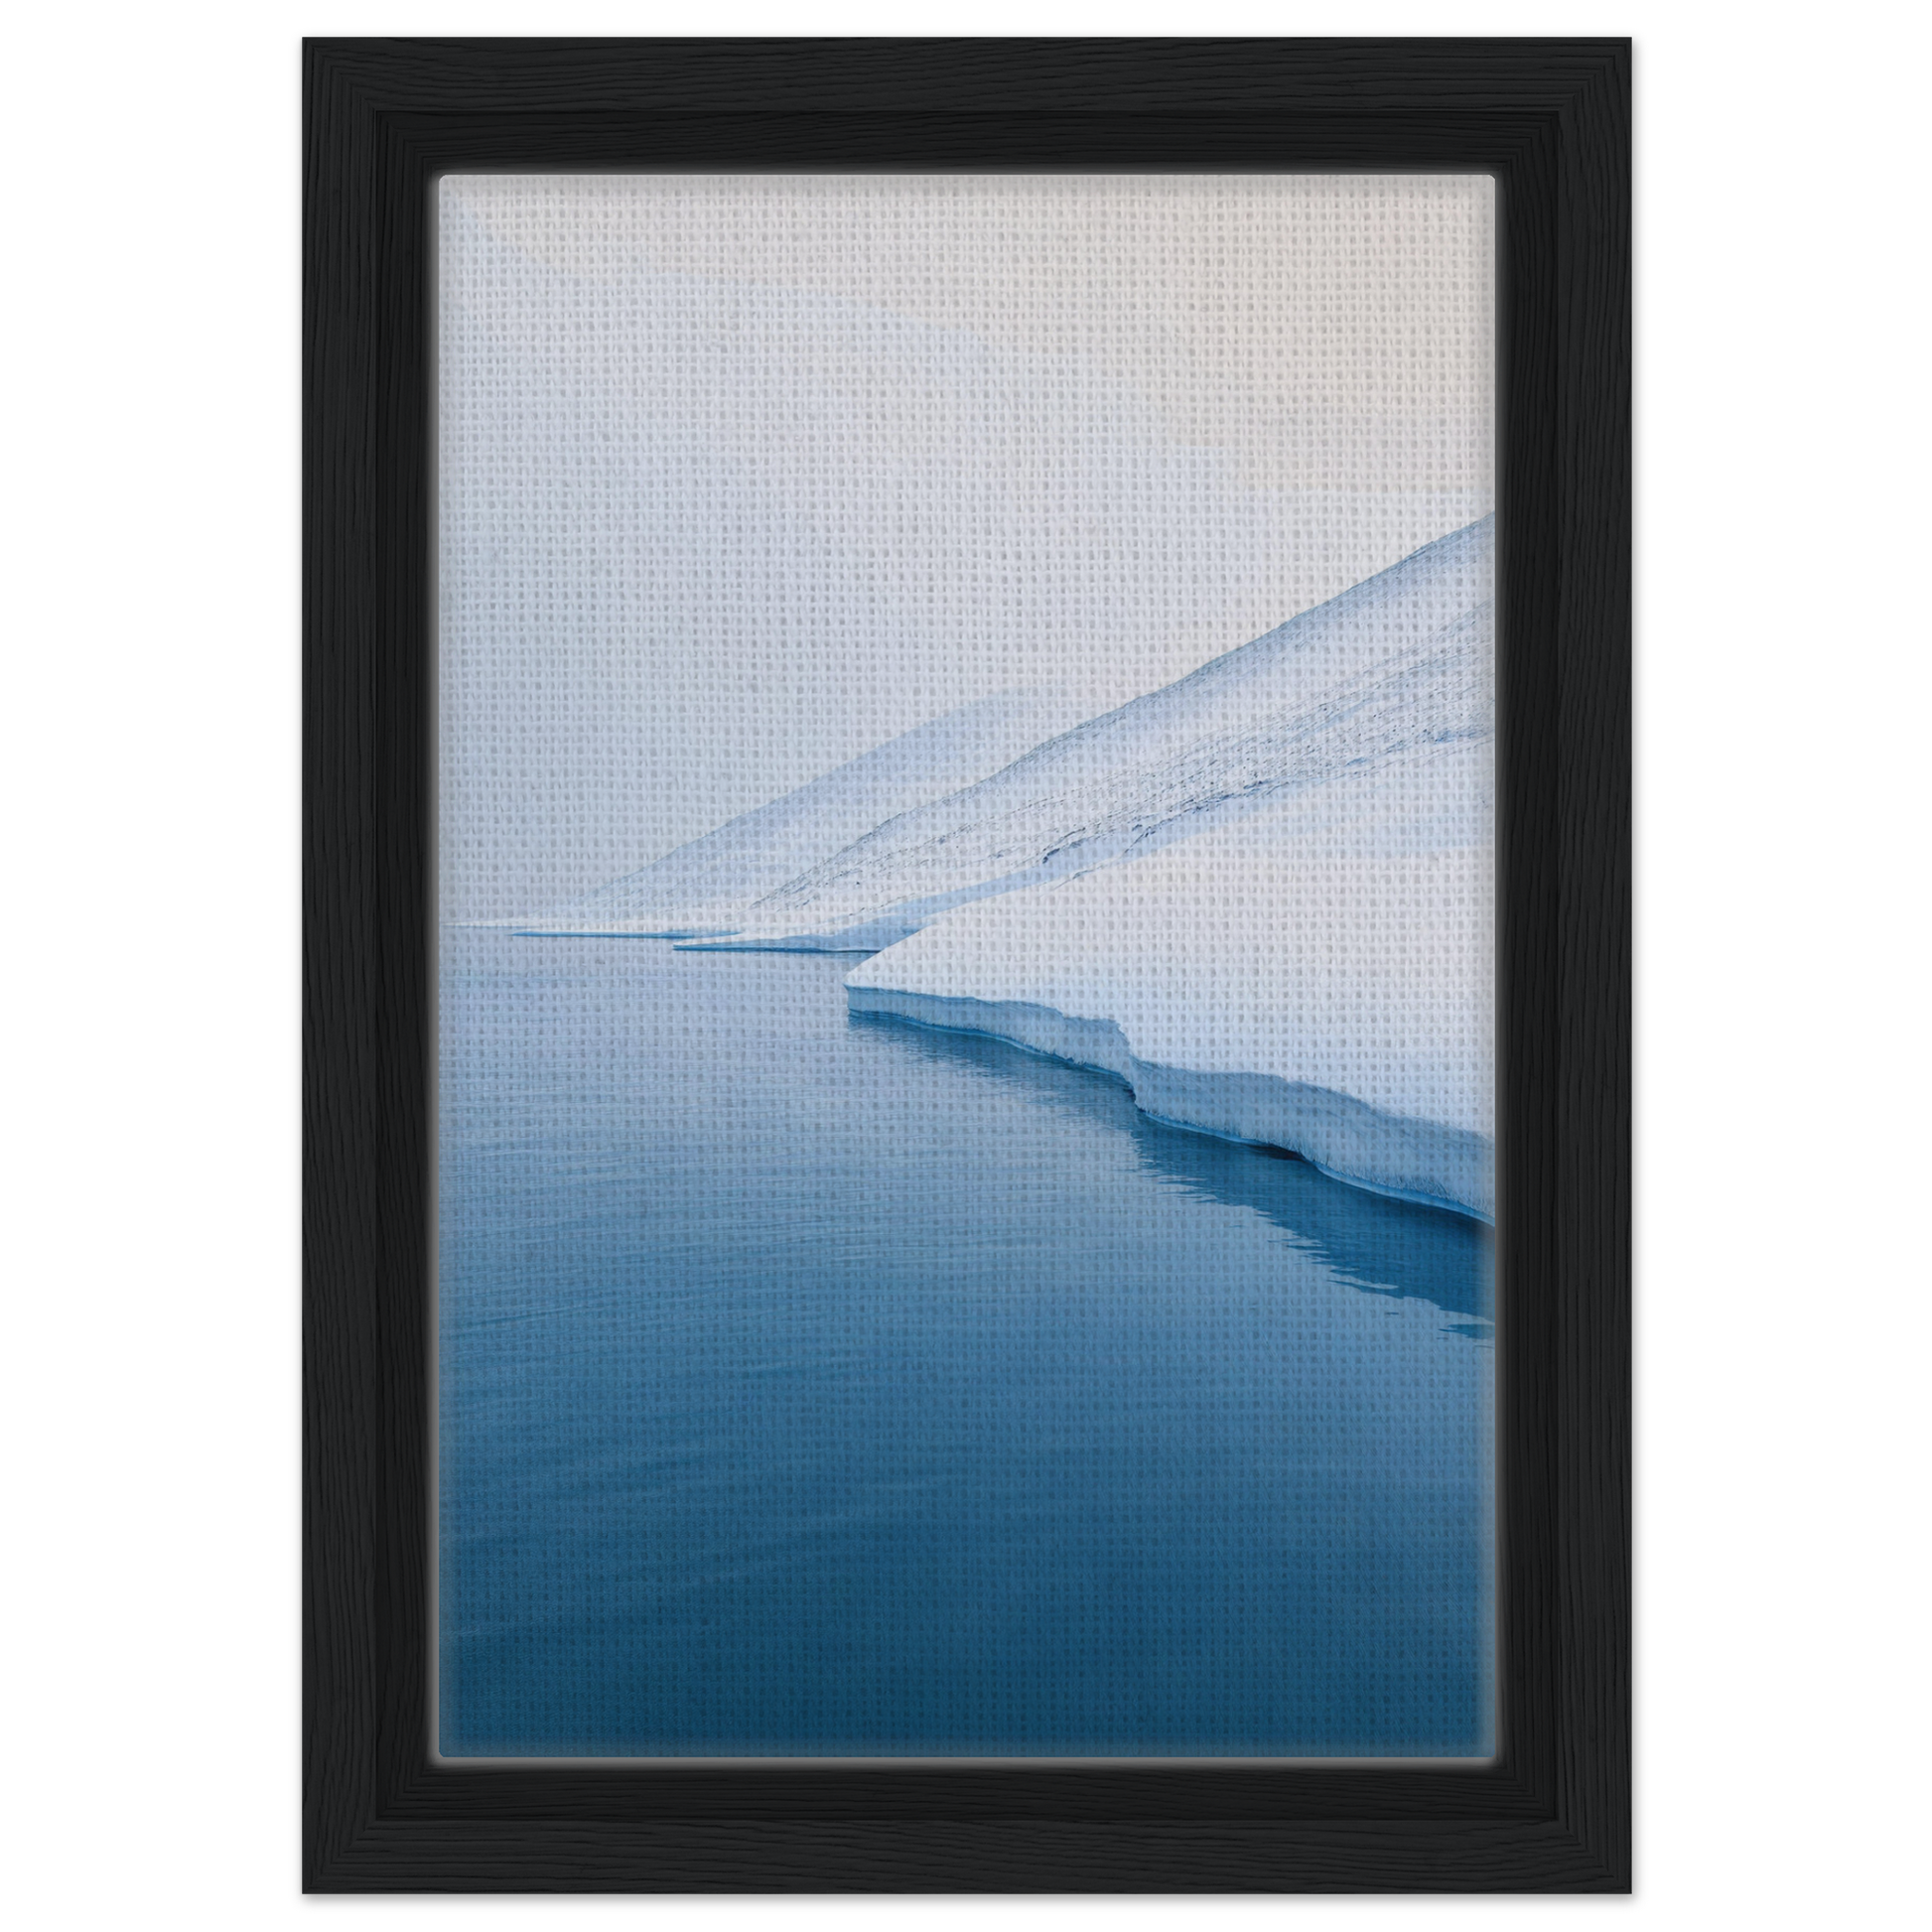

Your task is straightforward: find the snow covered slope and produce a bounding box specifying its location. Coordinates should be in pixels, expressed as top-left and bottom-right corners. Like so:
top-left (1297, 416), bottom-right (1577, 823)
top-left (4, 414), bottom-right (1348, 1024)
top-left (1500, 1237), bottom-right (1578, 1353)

top-left (845, 738), bottom-right (1494, 1218)
top-left (697, 514), bottom-right (1492, 951)
top-left (518, 692), bottom-right (1076, 936)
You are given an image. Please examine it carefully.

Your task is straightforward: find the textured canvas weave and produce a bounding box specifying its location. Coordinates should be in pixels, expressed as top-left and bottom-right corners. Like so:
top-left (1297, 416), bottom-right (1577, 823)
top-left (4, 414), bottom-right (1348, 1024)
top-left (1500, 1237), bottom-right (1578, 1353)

top-left (437, 176), bottom-right (1496, 1759)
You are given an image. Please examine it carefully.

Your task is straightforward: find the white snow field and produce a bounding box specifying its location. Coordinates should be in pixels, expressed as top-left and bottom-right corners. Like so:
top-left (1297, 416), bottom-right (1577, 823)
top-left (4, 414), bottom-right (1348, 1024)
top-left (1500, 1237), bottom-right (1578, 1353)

top-left (845, 737), bottom-right (1494, 1219)
top-left (517, 692), bottom-right (1078, 937)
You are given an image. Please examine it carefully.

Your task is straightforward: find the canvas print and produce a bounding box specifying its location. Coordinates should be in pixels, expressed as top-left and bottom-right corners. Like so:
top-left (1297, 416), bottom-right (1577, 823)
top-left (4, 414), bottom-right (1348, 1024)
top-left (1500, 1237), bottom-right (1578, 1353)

top-left (437, 175), bottom-right (1495, 1758)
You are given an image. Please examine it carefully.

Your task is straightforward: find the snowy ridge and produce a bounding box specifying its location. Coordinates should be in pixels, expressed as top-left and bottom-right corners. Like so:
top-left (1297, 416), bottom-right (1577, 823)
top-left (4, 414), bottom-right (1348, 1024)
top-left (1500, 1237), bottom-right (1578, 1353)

top-left (697, 515), bottom-right (1492, 950)
top-left (516, 692), bottom-right (1075, 936)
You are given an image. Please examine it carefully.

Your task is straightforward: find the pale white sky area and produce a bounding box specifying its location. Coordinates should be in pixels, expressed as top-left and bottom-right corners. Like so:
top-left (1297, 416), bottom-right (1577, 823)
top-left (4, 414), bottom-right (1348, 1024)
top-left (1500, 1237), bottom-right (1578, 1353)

top-left (439, 174), bottom-right (1493, 919)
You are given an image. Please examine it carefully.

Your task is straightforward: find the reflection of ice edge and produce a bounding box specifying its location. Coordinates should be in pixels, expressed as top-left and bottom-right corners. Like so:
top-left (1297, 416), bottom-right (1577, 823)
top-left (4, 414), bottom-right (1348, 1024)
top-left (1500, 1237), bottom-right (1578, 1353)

top-left (845, 985), bottom-right (1494, 1224)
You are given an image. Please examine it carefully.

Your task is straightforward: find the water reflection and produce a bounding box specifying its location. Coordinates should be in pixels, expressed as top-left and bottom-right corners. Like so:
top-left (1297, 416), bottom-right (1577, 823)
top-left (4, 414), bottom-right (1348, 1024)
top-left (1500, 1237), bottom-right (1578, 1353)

top-left (850, 1007), bottom-right (1493, 1327)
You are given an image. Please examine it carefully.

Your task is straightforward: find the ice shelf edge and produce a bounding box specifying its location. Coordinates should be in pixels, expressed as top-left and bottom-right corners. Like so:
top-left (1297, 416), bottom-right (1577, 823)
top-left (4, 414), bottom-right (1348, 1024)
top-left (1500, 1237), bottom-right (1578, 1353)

top-left (845, 984), bottom-right (1495, 1223)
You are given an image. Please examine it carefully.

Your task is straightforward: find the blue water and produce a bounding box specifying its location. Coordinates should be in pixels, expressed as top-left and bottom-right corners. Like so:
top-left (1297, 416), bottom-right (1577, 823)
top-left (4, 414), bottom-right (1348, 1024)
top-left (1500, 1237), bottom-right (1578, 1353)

top-left (438, 930), bottom-right (1493, 1757)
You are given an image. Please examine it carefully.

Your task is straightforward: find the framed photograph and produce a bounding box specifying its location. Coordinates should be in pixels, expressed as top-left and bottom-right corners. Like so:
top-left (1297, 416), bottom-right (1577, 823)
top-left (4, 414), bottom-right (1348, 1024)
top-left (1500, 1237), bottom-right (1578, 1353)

top-left (306, 38), bottom-right (1628, 1890)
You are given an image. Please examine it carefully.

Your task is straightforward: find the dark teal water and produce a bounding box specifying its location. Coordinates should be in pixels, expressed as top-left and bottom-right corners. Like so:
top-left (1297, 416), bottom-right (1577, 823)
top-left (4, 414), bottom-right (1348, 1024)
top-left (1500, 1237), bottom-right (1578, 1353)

top-left (438, 930), bottom-right (1493, 1757)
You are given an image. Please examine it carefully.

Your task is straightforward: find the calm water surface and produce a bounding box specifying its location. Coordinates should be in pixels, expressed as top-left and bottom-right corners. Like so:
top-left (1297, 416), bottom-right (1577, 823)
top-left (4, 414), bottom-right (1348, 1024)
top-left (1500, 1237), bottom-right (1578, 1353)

top-left (438, 930), bottom-right (1493, 1756)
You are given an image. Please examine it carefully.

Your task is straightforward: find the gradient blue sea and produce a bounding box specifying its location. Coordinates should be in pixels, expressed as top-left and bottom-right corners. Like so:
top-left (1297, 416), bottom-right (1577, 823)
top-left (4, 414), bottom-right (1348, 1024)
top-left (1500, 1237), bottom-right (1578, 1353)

top-left (438, 930), bottom-right (1494, 1757)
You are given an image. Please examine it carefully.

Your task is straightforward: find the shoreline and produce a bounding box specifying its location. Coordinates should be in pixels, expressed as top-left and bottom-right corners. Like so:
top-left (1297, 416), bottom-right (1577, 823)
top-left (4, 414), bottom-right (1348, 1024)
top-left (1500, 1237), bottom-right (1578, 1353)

top-left (462, 929), bottom-right (1493, 1225)
top-left (846, 984), bottom-right (1494, 1225)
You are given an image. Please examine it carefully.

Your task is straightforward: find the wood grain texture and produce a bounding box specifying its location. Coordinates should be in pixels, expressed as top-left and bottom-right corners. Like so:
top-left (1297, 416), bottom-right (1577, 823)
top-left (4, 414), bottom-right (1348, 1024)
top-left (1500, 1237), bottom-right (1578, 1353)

top-left (305, 37), bottom-right (1630, 1892)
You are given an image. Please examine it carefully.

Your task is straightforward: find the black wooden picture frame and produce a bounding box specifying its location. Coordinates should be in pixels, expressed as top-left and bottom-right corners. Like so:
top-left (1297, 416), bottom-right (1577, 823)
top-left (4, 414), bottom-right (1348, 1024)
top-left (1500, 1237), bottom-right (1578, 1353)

top-left (305, 36), bottom-right (1629, 1891)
